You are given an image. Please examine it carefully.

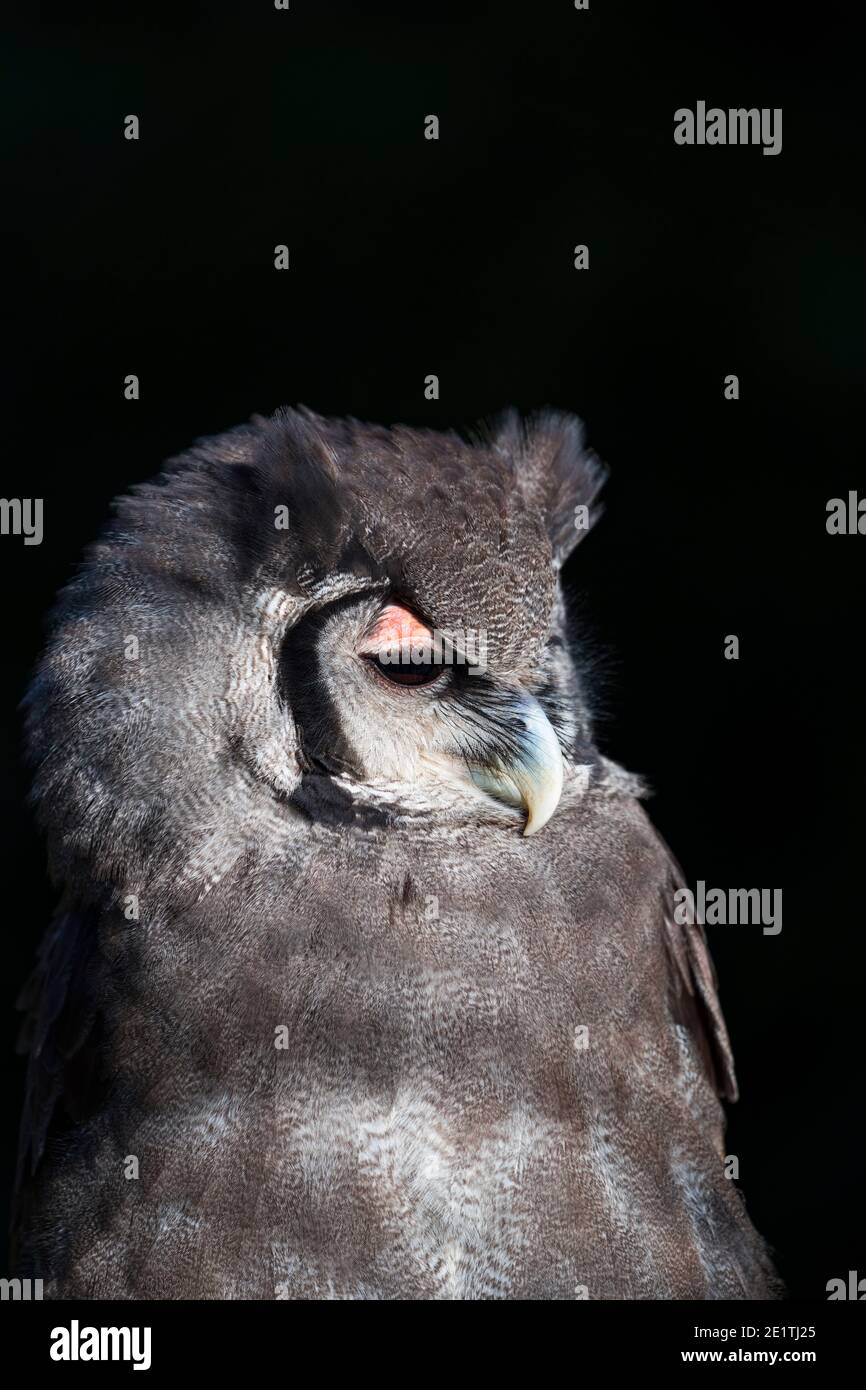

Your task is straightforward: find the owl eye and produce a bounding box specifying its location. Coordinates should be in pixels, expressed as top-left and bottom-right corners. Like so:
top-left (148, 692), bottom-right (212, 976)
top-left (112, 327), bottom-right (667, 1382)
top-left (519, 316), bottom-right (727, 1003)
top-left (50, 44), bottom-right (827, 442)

top-left (358, 601), bottom-right (446, 690)
top-left (363, 653), bottom-right (445, 687)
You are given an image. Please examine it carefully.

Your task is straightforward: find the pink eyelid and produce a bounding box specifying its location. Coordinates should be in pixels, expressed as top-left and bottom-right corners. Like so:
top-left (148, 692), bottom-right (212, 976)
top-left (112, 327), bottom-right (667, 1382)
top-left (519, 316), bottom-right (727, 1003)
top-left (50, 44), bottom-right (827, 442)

top-left (358, 603), bottom-right (434, 654)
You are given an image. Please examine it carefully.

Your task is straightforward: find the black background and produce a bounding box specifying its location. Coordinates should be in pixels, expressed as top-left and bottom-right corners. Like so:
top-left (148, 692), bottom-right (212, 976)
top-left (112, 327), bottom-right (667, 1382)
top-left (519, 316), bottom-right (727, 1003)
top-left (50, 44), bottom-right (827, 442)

top-left (2, 0), bottom-right (864, 1300)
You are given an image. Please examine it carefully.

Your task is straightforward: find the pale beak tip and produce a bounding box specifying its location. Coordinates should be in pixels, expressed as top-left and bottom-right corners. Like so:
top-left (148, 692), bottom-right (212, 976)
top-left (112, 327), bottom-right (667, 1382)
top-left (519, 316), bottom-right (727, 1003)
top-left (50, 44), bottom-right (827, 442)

top-left (521, 778), bottom-right (562, 836)
top-left (464, 691), bottom-right (565, 837)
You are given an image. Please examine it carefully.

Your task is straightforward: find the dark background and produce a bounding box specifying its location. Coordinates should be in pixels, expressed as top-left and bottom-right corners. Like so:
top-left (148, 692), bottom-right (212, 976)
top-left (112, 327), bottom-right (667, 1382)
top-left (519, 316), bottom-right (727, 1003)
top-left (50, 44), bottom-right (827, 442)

top-left (3, 0), bottom-right (863, 1299)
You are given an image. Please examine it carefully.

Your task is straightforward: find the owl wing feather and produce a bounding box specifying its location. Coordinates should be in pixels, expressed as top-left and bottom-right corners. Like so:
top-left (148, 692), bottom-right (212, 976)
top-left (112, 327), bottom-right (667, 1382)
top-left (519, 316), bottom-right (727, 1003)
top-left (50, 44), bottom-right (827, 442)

top-left (661, 850), bottom-right (739, 1103)
top-left (11, 903), bottom-right (104, 1264)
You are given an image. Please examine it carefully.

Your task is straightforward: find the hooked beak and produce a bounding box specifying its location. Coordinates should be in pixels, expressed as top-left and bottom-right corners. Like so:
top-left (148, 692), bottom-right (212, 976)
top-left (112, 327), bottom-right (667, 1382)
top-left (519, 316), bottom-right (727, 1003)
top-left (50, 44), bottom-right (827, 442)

top-left (468, 691), bottom-right (564, 835)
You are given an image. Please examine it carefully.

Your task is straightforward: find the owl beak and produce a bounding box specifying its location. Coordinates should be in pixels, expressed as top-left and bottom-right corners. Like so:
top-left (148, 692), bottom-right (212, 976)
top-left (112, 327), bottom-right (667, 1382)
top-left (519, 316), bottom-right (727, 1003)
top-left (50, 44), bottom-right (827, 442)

top-left (468, 692), bottom-right (564, 836)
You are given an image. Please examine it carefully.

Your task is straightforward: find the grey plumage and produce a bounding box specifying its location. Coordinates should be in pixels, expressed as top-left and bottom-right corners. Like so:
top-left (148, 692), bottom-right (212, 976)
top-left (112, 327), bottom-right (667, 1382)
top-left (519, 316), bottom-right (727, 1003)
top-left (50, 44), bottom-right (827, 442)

top-left (13, 406), bottom-right (778, 1298)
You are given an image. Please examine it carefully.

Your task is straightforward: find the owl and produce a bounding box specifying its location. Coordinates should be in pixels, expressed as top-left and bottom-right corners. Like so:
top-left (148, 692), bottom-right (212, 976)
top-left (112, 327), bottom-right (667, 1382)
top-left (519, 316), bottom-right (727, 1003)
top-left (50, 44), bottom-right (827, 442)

top-left (13, 407), bottom-right (778, 1299)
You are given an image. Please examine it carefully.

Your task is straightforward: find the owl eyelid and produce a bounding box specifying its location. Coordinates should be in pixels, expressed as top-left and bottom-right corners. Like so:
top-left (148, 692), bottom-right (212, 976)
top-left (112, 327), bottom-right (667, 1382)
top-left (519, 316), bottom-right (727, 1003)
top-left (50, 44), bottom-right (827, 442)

top-left (358, 601), bottom-right (435, 655)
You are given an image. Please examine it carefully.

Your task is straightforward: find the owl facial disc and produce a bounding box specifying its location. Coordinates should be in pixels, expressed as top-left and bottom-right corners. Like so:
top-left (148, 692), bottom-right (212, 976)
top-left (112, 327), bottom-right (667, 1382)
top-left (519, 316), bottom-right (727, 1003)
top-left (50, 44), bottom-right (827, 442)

top-left (315, 596), bottom-right (568, 835)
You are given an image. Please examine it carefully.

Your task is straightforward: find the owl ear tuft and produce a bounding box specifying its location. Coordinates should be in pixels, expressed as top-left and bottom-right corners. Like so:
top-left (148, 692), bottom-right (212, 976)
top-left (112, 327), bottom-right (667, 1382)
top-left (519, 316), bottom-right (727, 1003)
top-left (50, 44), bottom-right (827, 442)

top-left (492, 409), bottom-right (608, 567)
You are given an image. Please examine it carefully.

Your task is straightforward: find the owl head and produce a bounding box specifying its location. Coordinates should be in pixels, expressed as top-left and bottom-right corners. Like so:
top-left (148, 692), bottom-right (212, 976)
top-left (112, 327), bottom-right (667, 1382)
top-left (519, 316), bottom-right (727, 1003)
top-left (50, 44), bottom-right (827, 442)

top-left (25, 407), bottom-right (606, 907)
